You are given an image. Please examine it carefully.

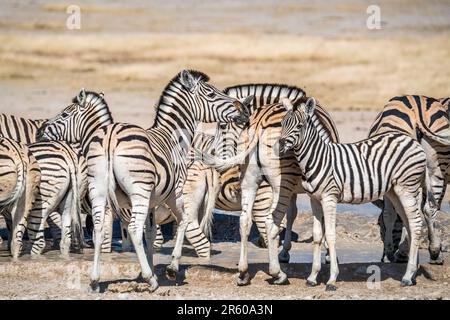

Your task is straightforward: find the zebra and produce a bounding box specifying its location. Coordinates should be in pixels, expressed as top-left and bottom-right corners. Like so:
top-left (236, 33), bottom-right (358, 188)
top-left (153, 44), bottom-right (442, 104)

top-left (183, 84), bottom-right (308, 259)
top-left (280, 96), bottom-right (428, 289)
top-left (0, 114), bottom-right (62, 244)
top-left (36, 70), bottom-right (249, 293)
top-left (201, 85), bottom-right (339, 286)
top-left (25, 141), bottom-right (85, 255)
top-left (369, 95), bottom-right (450, 264)
top-left (0, 112), bottom-right (121, 253)
top-left (0, 136), bottom-right (40, 258)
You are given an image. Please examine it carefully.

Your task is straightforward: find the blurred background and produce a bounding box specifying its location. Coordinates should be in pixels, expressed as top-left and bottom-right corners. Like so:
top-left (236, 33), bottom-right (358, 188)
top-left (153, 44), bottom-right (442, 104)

top-left (0, 0), bottom-right (449, 141)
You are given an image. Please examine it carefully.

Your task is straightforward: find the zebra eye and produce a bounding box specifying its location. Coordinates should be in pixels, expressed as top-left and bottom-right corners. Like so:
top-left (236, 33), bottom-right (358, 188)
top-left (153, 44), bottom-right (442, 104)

top-left (207, 92), bottom-right (216, 98)
top-left (61, 112), bottom-right (69, 118)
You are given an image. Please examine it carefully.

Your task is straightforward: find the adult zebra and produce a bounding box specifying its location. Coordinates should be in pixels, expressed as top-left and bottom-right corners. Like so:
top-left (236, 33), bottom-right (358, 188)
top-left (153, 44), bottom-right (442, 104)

top-left (0, 114), bottom-right (63, 243)
top-left (26, 141), bottom-right (85, 255)
top-left (369, 95), bottom-right (450, 264)
top-left (0, 136), bottom-right (40, 258)
top-left (280, 96), bottom-right (427, 288)
top-left (184, 84), bottom-right (308, 260)
top-left (202, 84), bottom-right (339, 286)
top-left (36, 70), bottom-right (248, 292)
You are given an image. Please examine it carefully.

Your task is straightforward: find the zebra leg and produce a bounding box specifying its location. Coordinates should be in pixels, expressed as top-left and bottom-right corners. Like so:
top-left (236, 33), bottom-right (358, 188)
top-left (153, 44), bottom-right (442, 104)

top-left (166, 193), bottom-right (188, 280)
top-left (237, 191), bottom-right (256, 286)
top-left (423, 180), bottom-right (445, 264)
top-left (120, 219), bottom-right (133, 252)
top-left (182, 169), bottom-right (211, 259)
top-left (127, 195), bottom-right (158, 292)
top-left (380, 198), bottom-right (398, 262)
top-left (27, 204), bottom-right (50, 256)
top-left (307, 197), bottom-right (325, 286)
top-left (144, 209), bottom-right (158, 286)
top-left (89, 193), bottom-right (107, 293)
top-left (10, 201), bottom-right (27, 259)
top-left (153, 225), bottom-right (164, 250)
top-left (59, 191), bottom-right (74, 256)
top-left (278, 194), bottom-right (297, 263)
top-left (390, 188), bottom-right (422, 286)
top-left (321, 196), bottom-right (339, 291)
top-left (47, 211), bottom-right (62, 250)
top-left (100, 207), bottom-right (114, 253)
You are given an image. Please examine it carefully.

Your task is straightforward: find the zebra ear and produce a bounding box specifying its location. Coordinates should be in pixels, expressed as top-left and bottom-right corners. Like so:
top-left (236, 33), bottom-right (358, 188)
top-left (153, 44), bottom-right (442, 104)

top-left (282, 98), bottom-right (294, 111)
top-left (99, 91), bottom-right (105, 99)
top-left (304, 97), bottom-right (316, 117)
top-left (180, 70), bottom-right (197, 92)
top-left (77, 88), bottom-right (87, 107)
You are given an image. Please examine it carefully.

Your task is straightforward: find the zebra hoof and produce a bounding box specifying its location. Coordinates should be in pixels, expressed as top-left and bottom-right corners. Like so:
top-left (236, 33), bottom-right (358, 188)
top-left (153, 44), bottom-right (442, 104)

top-left (146, 276), bottom-right (159, 293)
top-left (306, 279), bottom-right (317, 287)
top-left (273, 272), bottom-right (289, 285)
top-left (166, 265), bottom-right (178, 281)
top-left (400, 278), bottom-right (416, 287)
top-left (429, 245), bottom-right (442, 263)
top-left (393, 251), bottom-right (409, 263)
top-left (237, 272), bottom-right (250, 286)
top-left (325, 284), bottom-right (337, 291)
top-left (256, 236), bottom-right (267, 249)
top-left (278, 251), bottom-right (290, 263)
top-left (429, 257), bottom-right (444, 265)
top-left (89, 281), bottom-right (100, 293)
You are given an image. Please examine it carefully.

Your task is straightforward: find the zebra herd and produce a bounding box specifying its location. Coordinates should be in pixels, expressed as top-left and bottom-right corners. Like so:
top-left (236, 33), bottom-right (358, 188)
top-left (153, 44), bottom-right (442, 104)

top-left (0, 69), bottom-right (449, 292)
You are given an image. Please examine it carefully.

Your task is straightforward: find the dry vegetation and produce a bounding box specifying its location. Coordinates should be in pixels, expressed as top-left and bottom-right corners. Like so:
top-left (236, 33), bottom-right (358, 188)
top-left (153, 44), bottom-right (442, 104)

top-left (1, 33), bottom-right (449, 111)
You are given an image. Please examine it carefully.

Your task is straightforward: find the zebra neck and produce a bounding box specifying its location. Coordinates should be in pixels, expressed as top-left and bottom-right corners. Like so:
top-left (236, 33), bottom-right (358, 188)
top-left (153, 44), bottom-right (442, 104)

top-left (152, 100), bottom-right (197, 158)
top-left (294, 119), bottom-right (331, 175)
top-left (79, 105), bottom-right (114, 155)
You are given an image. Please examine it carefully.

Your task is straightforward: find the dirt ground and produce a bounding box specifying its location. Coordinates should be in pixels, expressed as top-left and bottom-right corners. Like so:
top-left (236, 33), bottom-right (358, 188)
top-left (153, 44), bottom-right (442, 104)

top-left (0, 0), bottom-right (449, 300)
top-left (1, 212), bottom-right (450, 300)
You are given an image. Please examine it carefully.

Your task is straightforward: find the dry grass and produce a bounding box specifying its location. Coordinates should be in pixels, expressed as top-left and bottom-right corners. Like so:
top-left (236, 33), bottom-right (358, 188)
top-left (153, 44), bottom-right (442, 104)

top-left (0, 32), bottom-right (449, 110)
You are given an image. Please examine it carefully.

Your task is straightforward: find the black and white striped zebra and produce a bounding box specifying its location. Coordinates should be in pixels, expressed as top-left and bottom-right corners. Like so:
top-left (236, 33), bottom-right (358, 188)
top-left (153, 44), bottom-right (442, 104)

top-left (0, 136), bottom-right (40, 258)
top-left (369, 95), bottom-right (450, 264)
top-left (37, 70), bottom-right (249, 293)
top-left (26, 141), bottom-right (85, 255)
top-left (200, 84), bottom-right (339, 286)
top-left (280, 97), bottom-right (427, 288)
top-left (0, 114), bottom-right (63, 244)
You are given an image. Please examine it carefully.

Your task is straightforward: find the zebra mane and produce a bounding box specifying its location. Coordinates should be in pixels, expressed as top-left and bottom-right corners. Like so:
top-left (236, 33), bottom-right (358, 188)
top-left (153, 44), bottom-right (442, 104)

top-left (224, 83), bottom-right (306, 97)
top-left (152, 70), bottom-right (211, 127)
top-left (71, 90), bottom-right (106, 104)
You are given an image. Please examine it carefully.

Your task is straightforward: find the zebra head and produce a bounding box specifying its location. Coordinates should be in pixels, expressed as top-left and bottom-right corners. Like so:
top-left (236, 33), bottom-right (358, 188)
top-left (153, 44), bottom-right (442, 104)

top-left (279, 97), bottom-right (316, 153)
top-left (36, 89), bottom-right (112, 143)
top-left (174, 70), bottom-right (250, 124)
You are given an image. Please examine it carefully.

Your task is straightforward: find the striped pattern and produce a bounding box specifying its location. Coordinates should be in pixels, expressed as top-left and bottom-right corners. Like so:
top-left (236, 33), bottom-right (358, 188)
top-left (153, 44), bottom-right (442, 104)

top-left (37, 70), bottom-right (247, 293)
top-left (202, 84), bottom-right (339, 286)
top-left (280, 96), bottom-right (426, 288)
top-left (26, 141), bottom-right (86, 255)
top-left (369, 95), bottom-right (450, 264)
top-left (0, 136), bottom-right (40, 258)
top-left (0, 115), bottom-right (45, 144)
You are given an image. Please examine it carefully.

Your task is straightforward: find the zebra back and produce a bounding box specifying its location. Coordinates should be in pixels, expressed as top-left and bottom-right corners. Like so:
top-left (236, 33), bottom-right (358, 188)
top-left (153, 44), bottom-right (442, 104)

top-left (0, 114), bottom-right (46, 144)
top-left (368, 95), bottom-right (450, 144)
top-left (225, 84), bottom-right (339, 143)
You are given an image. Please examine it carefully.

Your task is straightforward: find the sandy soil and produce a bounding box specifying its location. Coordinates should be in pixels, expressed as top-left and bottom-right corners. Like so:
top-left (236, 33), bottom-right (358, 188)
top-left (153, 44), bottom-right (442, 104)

top-left (0, 1), bottom-right (449, 300)
top-left (1, 211), bottom-right (450, 300)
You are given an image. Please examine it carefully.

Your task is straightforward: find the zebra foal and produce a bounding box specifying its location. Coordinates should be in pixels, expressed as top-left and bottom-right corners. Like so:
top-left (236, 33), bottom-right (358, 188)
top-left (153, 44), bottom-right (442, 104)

top-left (280, 97), bottom-right (427, 289)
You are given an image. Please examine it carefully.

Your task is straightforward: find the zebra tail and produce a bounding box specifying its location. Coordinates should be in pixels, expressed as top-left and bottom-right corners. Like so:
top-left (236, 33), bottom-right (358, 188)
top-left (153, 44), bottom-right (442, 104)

top-left (424, 164), bottom-right (437, 209)
top-left (199, 169), bottom-right (219, 239)
top-left (68, 155), bottom-right (84, 251)
top-left (105, 138), bottom-right (120, 218)
top-left (194, 126), bottom-right (260, 172)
